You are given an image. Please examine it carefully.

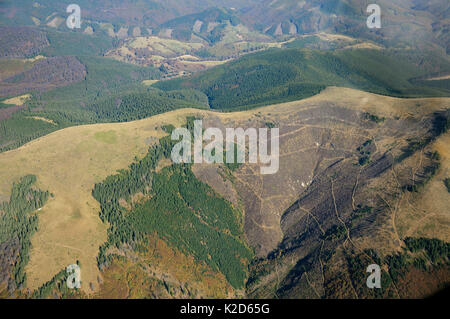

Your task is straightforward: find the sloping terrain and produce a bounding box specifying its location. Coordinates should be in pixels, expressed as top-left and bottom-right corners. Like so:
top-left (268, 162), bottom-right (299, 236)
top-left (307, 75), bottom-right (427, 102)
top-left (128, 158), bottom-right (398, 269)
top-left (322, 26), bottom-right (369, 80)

top-left (0, 26), bottom-right (48, 58)
top-left (0, 56), bottom-right (86, 98)
top-left (154, 48), bottom-right (450, 110)
top-left (0, 56), bottom-right (164, 153)
top-left (4, 46), bottom-right (448, 158)
top-left (0, 0), bottom-right (257, 29)
top-left (2, 0), bottom-right (447, 54)
top-left (104, 7), bottom-right (275, 75)
top-left (240, 0), bottom-right (449, 53)
top-left (0, 87), bottom-right (448, 298)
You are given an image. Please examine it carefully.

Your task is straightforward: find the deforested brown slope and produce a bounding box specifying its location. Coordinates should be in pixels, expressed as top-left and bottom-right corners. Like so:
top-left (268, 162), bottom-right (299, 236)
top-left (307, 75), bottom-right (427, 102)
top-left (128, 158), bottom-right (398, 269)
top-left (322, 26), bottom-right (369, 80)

top-left (191, 87), bottom-right (450, 298)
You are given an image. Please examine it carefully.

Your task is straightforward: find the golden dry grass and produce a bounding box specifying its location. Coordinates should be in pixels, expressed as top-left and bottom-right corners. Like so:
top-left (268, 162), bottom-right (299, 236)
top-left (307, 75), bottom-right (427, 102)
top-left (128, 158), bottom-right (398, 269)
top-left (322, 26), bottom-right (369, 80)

top-left (343, 42), bottom-right (384, 50)
top-left (26, 116), bottom-right (57, 125)
top-left (31, 17), bottom-right (40, 26)
top-left (129, 36), bottom-right (204, 53)
top-left (175, 55), bottom-right (200, 61)
top-left (301, 87), bottom-right (449, 118)
top-left (178, 60), bottom-right (228, 67)
top-left (0, 56), bottom-right (44, 82)
top-left (0, 110), bottom-right (195, 293)
top-left (141, 80), bottom-right (159, 86)
top-left (316, 32), bottom-right (357, 42)
top-left (84, 26), bottom-right (94, 35)
top-left (46, 17), bottom-right (64, 28)
top-left (218, 87), bottom-right (450, 123)
top-left (397, 133), bottom-right (450, 241)
top-left (0, 59), bottom-right (33, 82)
top-left (25, 55), bottom-right (45, 63)
top-left (2, 94), bottom-right (31, 106)
top-left (426, 74), bottom-right (450, 81)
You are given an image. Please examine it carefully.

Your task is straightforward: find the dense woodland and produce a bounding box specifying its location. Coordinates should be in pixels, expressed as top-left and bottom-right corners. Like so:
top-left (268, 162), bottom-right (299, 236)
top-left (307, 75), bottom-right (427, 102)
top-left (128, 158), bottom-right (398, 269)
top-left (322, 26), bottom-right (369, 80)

top-left (31, 260), bottom-right (84, 299)
top-left (0, 26), bottom-right (48, 58)
top-left (0, 56), bottom-right (87, 97)
top-left (0, 175), bottom-right (49, 290)
top-left (88, 89), bottom-right (208, 122)
top-left (0, 175), bottom-right (84, 298)
top-left (341, 236), bottom-right (449, 299)
top-left (93, 119), bottom-right (252, 288)
top-left (154, 48), bottom-right (450, 110)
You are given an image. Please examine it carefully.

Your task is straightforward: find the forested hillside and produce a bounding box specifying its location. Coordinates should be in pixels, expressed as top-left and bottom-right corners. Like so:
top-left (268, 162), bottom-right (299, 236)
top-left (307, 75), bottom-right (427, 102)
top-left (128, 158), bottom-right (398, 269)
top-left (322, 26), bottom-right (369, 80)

top-left (0, 26), bottom-right (49, 58)
top-left (240, 0), bottom-right (449, 53)
top-left (0, 56), bottom-right (87, 97)
top-left (0, 176), bottom-right (49, 292)
top-left (93, 119), bottom-right (252, 289)
top-left (0, 55), bottom-right (203, 152)
top-left (2, 47), bottom-right (449, 153)
top-left (0, 0), bottom-right (257, 28)
top-left (154, 48), bottom-right (450, 110)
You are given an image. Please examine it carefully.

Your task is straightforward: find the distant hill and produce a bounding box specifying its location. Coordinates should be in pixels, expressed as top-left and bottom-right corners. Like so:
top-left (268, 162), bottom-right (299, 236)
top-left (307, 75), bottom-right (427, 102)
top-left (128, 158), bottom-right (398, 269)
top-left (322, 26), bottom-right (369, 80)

top-left (0, 0), bottom-right (256, 28)
top-left (158, 7), bottom-right (242, 42)
top-left (0, 56), bottom-right (86, 98)
top-left (239, 0), bottom-right (449, 53)
top-left (154, 48), bottom-right (450, 110)
top-left (1, 0), bottom-right (447, 55)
